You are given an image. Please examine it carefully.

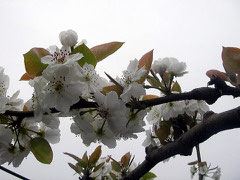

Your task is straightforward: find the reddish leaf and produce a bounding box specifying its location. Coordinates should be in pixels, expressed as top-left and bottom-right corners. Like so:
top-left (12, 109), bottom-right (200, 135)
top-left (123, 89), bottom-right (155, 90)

top-left (102, 85), bottom-right (123, 96)
top-left (120, 152), bottom-right (131, 168)
top-left (89, 146), bottom-right (102, 167)
top-left (206, 69), bottom-right (228, 81)
top-left (137, 50), bottom-right (153, 83)
top-left (20, 72), bottom-right (34, 81)
top-left (91, 42), bottom-right (124, 62)
top-left (222, 46), bottom-right (240, 74)
top-left (142, 95), bottom-right (159, 101)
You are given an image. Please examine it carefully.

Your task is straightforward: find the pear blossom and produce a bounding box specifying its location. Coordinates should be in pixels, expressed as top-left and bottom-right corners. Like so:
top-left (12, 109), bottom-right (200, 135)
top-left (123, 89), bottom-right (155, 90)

top-left (42, 65), bottom-right (86, 113)
top-left (41, 45), bottom-right (83, 65)
top-left (0, 67), bottom-right (9, 97)
top-left (120, 59), bottom-right (146, 87)
top-left (190, 165), bottom-right (197, 179)
top-left (59, 29), bottom-right (78, 47)
top-left (161, 101), bottom-right (186, 120)
top-left (5, 90), bottom-right (23, 111)
top-left (120, 82), bottom-right (146, 103)
top-left (39, 123), bottom-right (60, 144)
top-left (185, 100), bottom-right (209, 117)
top-left (211, 167), bottom-right (221, 180)
top-left (121, 109), bottom-right (146, 139)
top-left (77, 63), bottom-right (109, 98)
top-left (152, 57), bottom-right (187, 77)
top-left (142, 129), bottom-right (157, 147)
top-left (146, 105), bottom-right (162, 124)
top-left (94, 91), bottom-right (128, 135)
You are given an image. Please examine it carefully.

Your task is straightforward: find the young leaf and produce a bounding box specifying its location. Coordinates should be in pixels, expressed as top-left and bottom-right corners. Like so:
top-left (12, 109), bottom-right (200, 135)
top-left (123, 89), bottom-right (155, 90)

top-left (71, 43), bottom-right (97, 67)
top-left (30, 137), bottom-right (53, 164)
top-left (111, 161), bottom-right (121, 172)
top-left (120, 152), bottom-right (131, 168)
top-left (20, 72), bottom-right (34, 81)
top-left (89, 146), bottom-right (102, 167)
top-left (68, 163), bottom-right (80, 174)
top-left (137, 50), bottom-right (153, 84)
top-left (93, 162), bottom-right (105, 172)
top-left (23, 48), bottom-right (49, 77)
top-left (188, 160), bottom-right (198, 165)
top-left (154, 123), bottom-right (170, 145)
top-left (82, 151), bottom-right (88, 165)
top-left (64, 152), bottom-right (87, 168)
top-left (110, 172), bottom-right (118, 180)
top-left (90, 41), bottom-right (124, 62)
top-left (142, 95), bottom-right (159, 101)
top-left (142, 172), bottom-right (157, 180)
top-left (102, 85), bottom-right (123, 96)
top-left (171, 81), bottom-right (182, 93)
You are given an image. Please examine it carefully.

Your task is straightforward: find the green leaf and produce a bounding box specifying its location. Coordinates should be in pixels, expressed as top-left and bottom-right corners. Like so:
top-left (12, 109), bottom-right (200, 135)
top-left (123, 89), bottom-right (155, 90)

top-left (23, 48), bottom-right (49, 77)
top-left (30, 137), bottom-right (53, 164)
top-left (64, 152), bottom-right (82, 162)
top-left (141, 172), bottom-right (157, 180)
top-left (68, 163), bottom-right (80, 174)
top-left (93, 162), bottom-right (105, 172)
top-left (90, 41), bottom-right (124, 62)
top-left (71, 43), bottom-right (97, 67)
top-left (111, 161), bottom-right (121, 172)
top-left (89, 146), bottom-right (102, 167)
top-left (147, 75), bottom-right (163, 88)
top-left (82, 151), bottom-right (88, 165)
top-left (64, 152), bottom-right (88, 169)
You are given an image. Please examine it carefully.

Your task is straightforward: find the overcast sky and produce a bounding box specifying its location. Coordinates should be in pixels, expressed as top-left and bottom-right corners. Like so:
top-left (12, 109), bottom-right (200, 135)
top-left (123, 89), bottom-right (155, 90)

top-left (0, 0), bottom-right (240, 179)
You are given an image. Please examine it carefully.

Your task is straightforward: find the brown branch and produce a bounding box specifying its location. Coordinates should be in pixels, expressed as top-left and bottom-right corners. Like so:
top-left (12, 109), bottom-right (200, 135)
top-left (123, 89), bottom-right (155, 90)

top-left (122, 107), bottom-right (240, 180)
top-left (4, 78), bottom-right (240, 118)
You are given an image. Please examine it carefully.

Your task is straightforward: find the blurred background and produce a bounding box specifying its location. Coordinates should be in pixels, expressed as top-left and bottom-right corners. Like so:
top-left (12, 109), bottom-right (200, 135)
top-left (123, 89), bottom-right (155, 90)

top-left (0, 0), bottom-right (240, 179)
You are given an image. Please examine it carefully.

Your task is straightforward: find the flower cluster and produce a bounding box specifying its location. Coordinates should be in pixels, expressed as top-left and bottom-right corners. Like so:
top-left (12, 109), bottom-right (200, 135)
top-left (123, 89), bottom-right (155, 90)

top-left (189, 162), bottom-right (221, 180)
top-left (143, 58), bottom-right (209, 148)
top-left (0, 29), bottom-right (221, 180)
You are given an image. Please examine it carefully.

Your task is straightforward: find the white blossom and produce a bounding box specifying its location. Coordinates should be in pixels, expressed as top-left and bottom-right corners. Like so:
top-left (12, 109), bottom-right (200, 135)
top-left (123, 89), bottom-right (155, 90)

top-left (59, 29), bottom-right (78, 47)
top-left (185, 100), bottom-right (209, 117)
top-left (146, 105), bottom-right (162, 124)
top-left (152, 57), bottom-right (187, 77)
top-left (41, 45), bottom-right (83, 65)
top-left (42, 65), bottom-right (86, 113)
top-left (161, 101), bottom-right (185, 120)
top-left (120, 59), bottom-right (146, 86)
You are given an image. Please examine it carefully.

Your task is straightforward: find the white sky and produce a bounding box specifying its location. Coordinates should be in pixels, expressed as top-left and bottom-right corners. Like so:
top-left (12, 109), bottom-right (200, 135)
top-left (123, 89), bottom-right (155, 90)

top-left (0, 0), bottom-right (240, 179)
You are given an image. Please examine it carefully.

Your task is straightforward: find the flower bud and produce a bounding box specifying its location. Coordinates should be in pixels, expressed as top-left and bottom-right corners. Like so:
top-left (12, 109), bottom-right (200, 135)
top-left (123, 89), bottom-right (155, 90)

top-left (59, 29), bottom-right (78, 47)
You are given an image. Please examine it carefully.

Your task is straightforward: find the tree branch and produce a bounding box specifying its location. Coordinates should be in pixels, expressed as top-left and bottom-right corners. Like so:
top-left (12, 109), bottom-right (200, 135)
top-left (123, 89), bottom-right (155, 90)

top-left (122, 107), bottom-right (240, 180)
